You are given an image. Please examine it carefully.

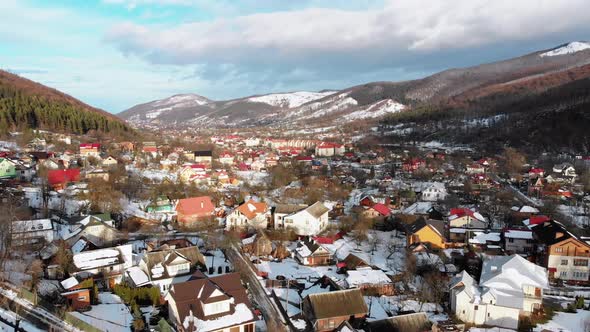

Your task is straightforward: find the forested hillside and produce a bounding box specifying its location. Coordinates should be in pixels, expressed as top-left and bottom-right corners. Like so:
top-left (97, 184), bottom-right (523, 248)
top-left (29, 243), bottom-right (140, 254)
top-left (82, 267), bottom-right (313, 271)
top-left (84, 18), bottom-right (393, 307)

top-left (0, 70), bottom-right (131, 136)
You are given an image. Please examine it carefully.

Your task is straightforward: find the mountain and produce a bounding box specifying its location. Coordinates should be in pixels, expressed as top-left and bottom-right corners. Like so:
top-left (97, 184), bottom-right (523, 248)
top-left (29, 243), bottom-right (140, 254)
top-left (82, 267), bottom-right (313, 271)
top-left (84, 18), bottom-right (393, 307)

top-left (0, 69), bottom-right (132, 136)
top-left (120, 42), bottom-right (590, 130)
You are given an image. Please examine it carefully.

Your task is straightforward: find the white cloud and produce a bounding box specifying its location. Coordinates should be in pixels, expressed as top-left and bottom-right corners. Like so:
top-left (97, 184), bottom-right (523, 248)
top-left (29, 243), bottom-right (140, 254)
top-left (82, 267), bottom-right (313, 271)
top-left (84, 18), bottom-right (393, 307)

top-left (105, 0), bottom-right (590, 67)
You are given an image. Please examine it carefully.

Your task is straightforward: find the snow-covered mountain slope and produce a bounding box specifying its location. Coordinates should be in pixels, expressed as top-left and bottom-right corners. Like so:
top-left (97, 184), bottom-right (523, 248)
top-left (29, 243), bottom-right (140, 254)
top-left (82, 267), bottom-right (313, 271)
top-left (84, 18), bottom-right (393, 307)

top-left (247, 91), bottom-right (337, 108)
top-left (119, 41), bottom-right (590, 129)
top-left (541, 42), bottom-right (590, 57)
top-left (344, 99), bottom-right (405, 121)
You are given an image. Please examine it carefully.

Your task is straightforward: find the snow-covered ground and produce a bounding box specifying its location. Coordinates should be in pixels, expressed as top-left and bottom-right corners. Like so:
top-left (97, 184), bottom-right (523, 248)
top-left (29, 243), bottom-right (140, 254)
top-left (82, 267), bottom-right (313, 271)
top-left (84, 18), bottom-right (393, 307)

top-left (236, 171), bottom-right (269, 186)
top-left (534, 309), bottom-right (590, 332)
top-left (344, 99), bottom-right (405, 121)
top-left (126, 165), bottom-right (177, 182)
top-left (541, 41), bottom-right (590, 57)
top-left (70, 293), bottom-right (132, 332)
top-left (248, 91), bottom-right (336, 108)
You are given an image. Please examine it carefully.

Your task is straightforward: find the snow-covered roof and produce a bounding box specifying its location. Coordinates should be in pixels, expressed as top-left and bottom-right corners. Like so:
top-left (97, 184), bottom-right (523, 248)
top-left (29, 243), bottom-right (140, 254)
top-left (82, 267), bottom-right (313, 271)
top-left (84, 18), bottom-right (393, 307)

top-left (504, 229), bottom-right (533, 240)
top-left (469, 232), bottom-right (501, 244)
top-left (346, 268), bottom-right (391, 287)
top-left (60, 276), bottom-right (79, 290)
top-left (73, 244), bottom-right (132, 271)
top-left (12, 219), bottom-right (53, 233)
top-left (125, 266), bottom-right (150, 287)
top-left (479, 255), bottom-right (548, 308)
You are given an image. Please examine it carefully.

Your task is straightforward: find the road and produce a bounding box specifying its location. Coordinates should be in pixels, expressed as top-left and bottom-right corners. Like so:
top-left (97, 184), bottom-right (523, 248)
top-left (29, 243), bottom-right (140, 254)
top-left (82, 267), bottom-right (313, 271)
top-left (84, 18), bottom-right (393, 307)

top-left (225, 245), bottom-right (291, 332)
top-left (0, 285), bottom-right (80, 332)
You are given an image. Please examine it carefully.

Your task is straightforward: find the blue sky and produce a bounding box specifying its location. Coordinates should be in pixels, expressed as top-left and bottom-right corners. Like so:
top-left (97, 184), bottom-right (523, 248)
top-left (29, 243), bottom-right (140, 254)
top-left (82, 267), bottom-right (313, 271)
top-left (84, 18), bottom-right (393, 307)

top-left (1, 0), bottom-right (589, 113)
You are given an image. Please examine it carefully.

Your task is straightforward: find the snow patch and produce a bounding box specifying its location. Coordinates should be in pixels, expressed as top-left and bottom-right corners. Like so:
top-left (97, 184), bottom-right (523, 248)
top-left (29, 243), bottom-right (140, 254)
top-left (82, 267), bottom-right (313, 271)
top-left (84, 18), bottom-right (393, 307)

top-left (541, 42), bottom-right (590, 57)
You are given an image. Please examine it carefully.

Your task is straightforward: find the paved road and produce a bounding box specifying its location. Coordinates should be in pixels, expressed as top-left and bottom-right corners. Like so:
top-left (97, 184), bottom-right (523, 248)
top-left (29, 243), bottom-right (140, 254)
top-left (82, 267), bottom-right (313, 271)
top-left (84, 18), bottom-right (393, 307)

top-left (225, 245), bottom-right (290, 332)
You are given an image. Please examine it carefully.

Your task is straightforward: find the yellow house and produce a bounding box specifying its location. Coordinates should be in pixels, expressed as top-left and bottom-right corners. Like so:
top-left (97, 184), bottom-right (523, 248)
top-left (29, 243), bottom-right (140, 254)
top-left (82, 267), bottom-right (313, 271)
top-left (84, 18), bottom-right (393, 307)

top-left (406, 218), bottom-right (447, 249)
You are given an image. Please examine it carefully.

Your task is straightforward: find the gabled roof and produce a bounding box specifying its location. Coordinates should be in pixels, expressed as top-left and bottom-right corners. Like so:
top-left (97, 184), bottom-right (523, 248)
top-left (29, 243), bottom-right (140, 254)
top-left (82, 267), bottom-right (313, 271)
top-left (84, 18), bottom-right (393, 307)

top-left (480, 255), bottom-right (548, 293)
top-left (235, 200), bottom-right (268, 220)
top-left (372, 203), bottom-right (391, 216)
top-left (143, 246), bottom-right (205, 280)
top-left (274, 204), bottom-right (308, 214)
top-left (531, 220), bottom-right (578, 245)
top-left (305, 201), bottom-right (330, 219)
top-left (168, 272), bottom-right (256, 329)
top-left (365, 312), bottom-right (431, 332)
top-left (47, 168), bottom-right (80, 185)
top-left (176, 196), bottom-right (215, 217)
top-left (306, 289), bottom-right (368, 320)
top-left (406, 218), bottom-right (444, 238)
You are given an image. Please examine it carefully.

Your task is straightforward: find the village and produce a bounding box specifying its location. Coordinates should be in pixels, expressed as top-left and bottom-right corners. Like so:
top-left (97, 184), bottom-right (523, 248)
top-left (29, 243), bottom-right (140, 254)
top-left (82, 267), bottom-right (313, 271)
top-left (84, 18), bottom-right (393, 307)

top-left (1, 130), bottom-right (590, 332)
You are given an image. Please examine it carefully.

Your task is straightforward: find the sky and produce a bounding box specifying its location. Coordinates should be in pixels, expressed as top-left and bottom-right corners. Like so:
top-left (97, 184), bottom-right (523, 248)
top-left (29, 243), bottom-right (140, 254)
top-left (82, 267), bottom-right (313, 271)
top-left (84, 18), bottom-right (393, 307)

top-left (1, 0), bottom-right (590, 113)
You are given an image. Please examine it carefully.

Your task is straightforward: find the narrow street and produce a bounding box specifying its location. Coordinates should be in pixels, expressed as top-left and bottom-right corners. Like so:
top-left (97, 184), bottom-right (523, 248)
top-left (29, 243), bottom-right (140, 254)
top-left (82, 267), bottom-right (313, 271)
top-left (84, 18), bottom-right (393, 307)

top-left (225, 245), bottom-right (291, 332)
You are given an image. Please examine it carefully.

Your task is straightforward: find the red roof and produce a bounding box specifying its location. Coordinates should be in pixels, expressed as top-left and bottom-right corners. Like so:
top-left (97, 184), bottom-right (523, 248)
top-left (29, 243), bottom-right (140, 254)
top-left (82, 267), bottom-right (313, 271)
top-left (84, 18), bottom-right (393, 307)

top-left (529, 168), bottom-right (545, 174)
top-left (313, 236), bottom-right (334, 244)
top-left (529, 215), bottom-right (550, 225)
top-left (176, 196), bottom-right (215, 218)
top-left (372, 203), bottom-right (391, 216)
top-left (143, 146), bottom-right (158, 152)
top-left (47, 169), bottom-right (80, 185)
top-left (450, 208), bottom-right (476, 219)
top-left (80, 143), bottom-right (100, 149)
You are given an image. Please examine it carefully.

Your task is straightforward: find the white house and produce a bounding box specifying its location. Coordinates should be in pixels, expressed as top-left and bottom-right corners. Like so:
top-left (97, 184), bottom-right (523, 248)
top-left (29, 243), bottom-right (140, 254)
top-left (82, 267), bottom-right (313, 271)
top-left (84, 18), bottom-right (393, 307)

top-left (448, 208), bottom-right (487, 229)
top-left (275, 202), bottom-right (330, 236)
top-left (315, 142), bottom-right (345, 157)
top-left (244, 137), bottom-right (260, 147)
top-left (226, 200), bottom-right (270, 230)
top-left (450, 255), bottom-right (548, 330)
top-left (421, 182), bottom-right (448, 202)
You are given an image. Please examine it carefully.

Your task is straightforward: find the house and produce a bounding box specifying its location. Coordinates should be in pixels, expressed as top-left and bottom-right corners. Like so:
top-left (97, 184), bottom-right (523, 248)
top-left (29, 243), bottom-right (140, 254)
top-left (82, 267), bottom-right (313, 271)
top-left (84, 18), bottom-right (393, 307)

top-left (315, 142), bottom-right (345, 157)
top-left (279, 202), bottom-right (330, 236)
top-left (226, 200), bottom-right (270, 230)
top-left (244, 137), bottom-right (260, 147)
top-left (11, 219), bottom-right (54, 246)
top-left (47, 168), bottom-right (81, 190)
top-left (71, 244), bottom-right (133, 288)
top-left (146, 196), bottom-right (174, 214)
top-left (133, 246), bottom-right (206, 293)
top-left (61, 288), bottom-right (91, 311)
top-left (0, 158), bottom-right (16, 179)
top-left (303, 288), bottom-right (368, 332)
top-left (79, 143), bottom-right (100, 157)
top-left (365, 312), bottom-right (431, 332)
top-left (295, 238), bottom-right (332, 266)
top-left (273, 204), bottom-right (309, 229)
top-left (401, 202), bottom-right (444, 220)
top-left (406, 218), bottom-right (446, 250)
top-left (345, 267), bottom-right (394, 295)
top-left (340, 253), bottom-right (371, 271)
top-left (194, 150), bottom-right (213, 164)
top-left (466, 163), bottom-right (485, 174)
top-left (402, 158), bottom-right (425, 172)
top-left (553, 163), bottom-right (577, 178)
top-left (165, 272), bottom-right (257, 332)
top-left (85, 168), bottom-right (110, 181)
top-left (528, 168), bottom-right (545, 179)
top-left (503, 228), bottom-right (535, 255)
top-left (421, 182), bottom-right (448, 202)
top-left (358, 203), bottom-right (391, 222)
top-left (450, 255), bottom-right (548, 330)
top-left (448, 208), bottom-right (486, 229)
top-left (62, 214), bottom-right (120, 248)
top-left (176, 196), bottom-right (216, 224)
top-left (101, 156), bottom-right (118, 167)
top-left (532, 220), bottom-right (590, 283)
top-left (218, 151), bottom-right (234, 165)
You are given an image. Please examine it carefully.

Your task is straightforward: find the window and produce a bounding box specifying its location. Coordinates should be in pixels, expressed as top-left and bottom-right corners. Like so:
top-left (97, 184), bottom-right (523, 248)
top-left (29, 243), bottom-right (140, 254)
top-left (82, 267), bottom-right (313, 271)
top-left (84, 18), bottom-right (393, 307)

top-left (328, 320), bottom-right (335, 328)
top-left (474, 305), bottom-right (478, 311)
top-left (560, 271), bottom-right (568, 278)
top-left (561, 260), bottom-right (569, 266)
top-left (574, 259), bottom-right (588, 267)
top-left (555, 247), bottom-right (563, 253)
top-left (243, 324), bottom-right (254, 332)
top-left (78, 296), bottom-right (86, 300)
top-left (508, 238), bottom-right (514, 243)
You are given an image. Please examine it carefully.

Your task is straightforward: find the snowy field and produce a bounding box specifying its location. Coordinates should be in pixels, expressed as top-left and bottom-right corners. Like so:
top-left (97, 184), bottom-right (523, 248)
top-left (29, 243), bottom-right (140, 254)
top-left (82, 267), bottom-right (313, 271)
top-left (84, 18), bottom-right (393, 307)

top-left (70, 293), bottom-right (132, 332)
top-left (534, 310), bottom-right (590, 332)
